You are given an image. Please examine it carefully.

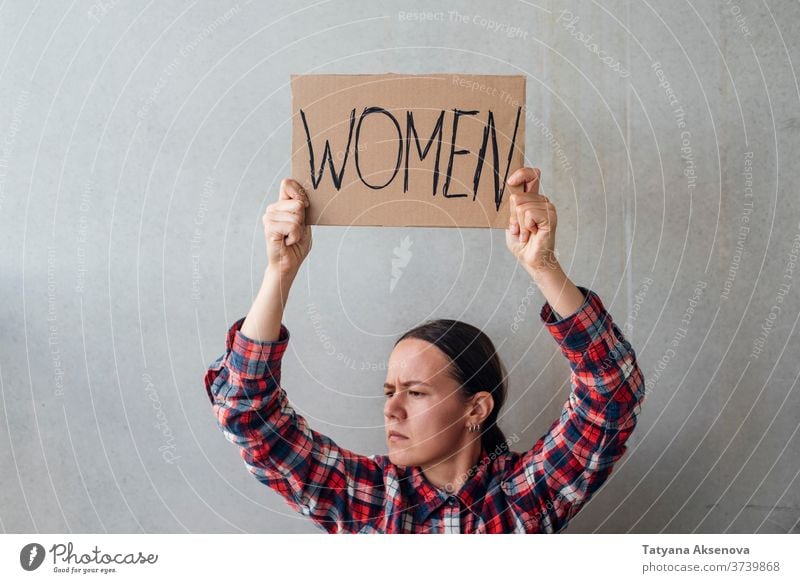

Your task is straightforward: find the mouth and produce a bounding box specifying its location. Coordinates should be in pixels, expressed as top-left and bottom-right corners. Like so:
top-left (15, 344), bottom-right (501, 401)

top-left (387, 431), bottom-right (409, 442)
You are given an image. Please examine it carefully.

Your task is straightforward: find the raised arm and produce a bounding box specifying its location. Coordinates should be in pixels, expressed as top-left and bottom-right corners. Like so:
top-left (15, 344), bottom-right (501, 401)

top-left (502, 167), bottom-right (646, 532)
top-left (204, 179), bottom-right (386, 533)
top-left (502, 284), bottom-right (645, 532)
top-left (241, 177), bottom-right (313, 343)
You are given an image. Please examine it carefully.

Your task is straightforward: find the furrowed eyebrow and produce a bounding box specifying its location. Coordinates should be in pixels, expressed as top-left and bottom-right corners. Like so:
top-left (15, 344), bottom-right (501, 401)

top-left (383, 381), bottom-right (431, 389)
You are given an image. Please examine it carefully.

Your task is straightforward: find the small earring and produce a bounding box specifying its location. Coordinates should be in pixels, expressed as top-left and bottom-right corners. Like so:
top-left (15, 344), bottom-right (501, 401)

top-left (468, 423), bottom-right (480, 433)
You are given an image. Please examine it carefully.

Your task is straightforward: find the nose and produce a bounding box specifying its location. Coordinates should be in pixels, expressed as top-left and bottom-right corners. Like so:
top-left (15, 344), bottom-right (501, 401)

top-left (384, 393), bottom-right (407, 421)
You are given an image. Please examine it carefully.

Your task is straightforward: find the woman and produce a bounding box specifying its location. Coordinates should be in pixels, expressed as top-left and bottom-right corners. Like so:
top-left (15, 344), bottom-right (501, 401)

top-left (204, 167), bottom-right (646, 534)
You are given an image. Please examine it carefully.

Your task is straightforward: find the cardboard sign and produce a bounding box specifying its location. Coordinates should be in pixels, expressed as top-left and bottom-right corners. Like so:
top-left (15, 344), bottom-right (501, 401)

top-left (291, 73), bottom-right (525, 228)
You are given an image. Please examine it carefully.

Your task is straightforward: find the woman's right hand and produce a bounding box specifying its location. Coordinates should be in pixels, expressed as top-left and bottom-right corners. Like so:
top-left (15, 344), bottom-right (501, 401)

top-left (263, 178), bottom-right (312, 277)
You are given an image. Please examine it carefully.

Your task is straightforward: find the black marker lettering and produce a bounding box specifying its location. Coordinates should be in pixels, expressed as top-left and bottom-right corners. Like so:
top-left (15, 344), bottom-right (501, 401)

top-left (472, 112), bottom-right (492, 201)
top-left (474, 106), bottom-right (523, 210)
top-left (443, 109), bottom-right (478, 198)
top-left (355, 106), bottom-right (403, 190)
top-left (404, 110), bottom-right (445, 196)
top-left (300, 108), bottom-right (356, 190)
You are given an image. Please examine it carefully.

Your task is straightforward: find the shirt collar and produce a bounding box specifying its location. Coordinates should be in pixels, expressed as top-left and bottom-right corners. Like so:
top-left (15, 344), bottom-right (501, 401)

top-left (408, 446), bottom-right (493, 524)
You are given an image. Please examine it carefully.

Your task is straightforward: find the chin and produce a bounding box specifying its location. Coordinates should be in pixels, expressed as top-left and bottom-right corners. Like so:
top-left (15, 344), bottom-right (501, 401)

top-left (387, 444), bottom-right (421, 467)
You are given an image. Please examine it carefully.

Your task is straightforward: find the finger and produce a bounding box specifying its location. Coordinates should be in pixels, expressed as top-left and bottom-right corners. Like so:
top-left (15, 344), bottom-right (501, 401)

top-left (518, 214), bottom-right (529, 244)
top-left (505, 226), bottom-right (518, 249)
top-left (268, 224), bottom-right (286, 245)
top-left (506, 167), bottom-right (540, 188)
top-left (267, 209), bottom-right (305, 225)
top-left (515, 197), bottom-right (533, 243)
top-left (282, 222), bottom-right (303, 246)
top-left (523, 209), bottom-right (540, 235)
top-left (519, 215), bottom-right (530, 243)
top-left (268, 199), bottom-right (306, 218)
top-left (280, 178), bottom-right (310, 207)
top-left (268, 219), bottom-right (302, 246)
top-left (508, 191), bottom-right (520, 233)
top-left (267, 220), bottom-right (293, 239)
top-left (524, 168), bottom-right (541, 195)
top-left (517, 200), bottom-right (553, 223)
top-left (272, 198), bottom-right (305, 212)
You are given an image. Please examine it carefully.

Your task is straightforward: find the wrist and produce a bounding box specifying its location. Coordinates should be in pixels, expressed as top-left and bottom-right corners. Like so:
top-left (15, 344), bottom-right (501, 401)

top-left (263, 267), bottom-right (296, 306)
top-left (526, 260), bottom-right (565, 286)
top-left (528, 263), bottom-right (586, 319)
top-left (264, 265), bottom-right (298, 286)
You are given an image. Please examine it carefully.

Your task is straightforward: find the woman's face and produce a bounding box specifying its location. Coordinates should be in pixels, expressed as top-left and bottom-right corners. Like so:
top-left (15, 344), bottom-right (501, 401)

top-left (383, 338), bottom-right (471, 467)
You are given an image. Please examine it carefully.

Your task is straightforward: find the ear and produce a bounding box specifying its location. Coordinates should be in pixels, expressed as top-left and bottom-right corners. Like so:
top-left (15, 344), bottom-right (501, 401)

top-left (469, 391), bottom-right (495, 424)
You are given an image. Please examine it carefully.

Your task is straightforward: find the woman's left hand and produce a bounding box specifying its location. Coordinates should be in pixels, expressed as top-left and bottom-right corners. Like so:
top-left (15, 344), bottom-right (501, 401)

top-left (504, 167), bottom-right (560, 276)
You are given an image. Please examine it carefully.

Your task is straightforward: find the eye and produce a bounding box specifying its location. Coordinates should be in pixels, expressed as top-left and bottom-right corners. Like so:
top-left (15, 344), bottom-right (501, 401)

top-left (383, 390), bottom-right (424, 398)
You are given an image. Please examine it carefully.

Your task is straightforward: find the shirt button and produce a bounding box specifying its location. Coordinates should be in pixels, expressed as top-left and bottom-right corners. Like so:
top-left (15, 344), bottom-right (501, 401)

top-left (447, 497), bottom-right (456, 506)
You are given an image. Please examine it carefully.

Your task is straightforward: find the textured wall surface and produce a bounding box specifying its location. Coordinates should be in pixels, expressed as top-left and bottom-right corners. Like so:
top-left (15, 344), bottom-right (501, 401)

top-left (1, 0), bottom-right (798, 534)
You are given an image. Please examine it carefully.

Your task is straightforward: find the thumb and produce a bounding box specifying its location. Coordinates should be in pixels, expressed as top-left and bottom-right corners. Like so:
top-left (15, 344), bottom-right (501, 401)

top-left (505, 226), bottom-right (519, 251)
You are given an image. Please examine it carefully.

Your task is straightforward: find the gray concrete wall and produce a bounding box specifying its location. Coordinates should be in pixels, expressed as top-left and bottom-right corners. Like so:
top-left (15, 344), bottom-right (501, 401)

top-left (1, 0), bottom-right (798, 533)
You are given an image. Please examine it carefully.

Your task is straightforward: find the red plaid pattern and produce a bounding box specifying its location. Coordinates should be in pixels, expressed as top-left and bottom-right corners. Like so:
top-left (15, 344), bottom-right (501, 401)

top-left (205, 286), bottom-right (645, 533)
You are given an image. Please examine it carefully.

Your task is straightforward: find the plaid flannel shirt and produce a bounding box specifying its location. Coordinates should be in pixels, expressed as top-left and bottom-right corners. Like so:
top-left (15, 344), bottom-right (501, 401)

top-left (204, 286), bottom-right (645, 533)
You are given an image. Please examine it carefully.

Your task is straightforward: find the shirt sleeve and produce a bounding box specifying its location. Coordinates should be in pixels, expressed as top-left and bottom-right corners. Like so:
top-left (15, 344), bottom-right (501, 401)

top-left (204, 317), bottom-right (387, 533)
top-left (501, 286), bottom-right (646, 533)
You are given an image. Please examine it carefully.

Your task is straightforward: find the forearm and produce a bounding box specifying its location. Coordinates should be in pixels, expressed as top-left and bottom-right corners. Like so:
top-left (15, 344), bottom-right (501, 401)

top-left (528, 263), bottom-right (586, 319)
top-left (510, 284), bottom-right (646, 533)
top-left (205, 313), bottom-right (385, 533)
top-left (539, 282), bottom-right (646, 428)
top-left (241, 268), bottom-right (296, 342)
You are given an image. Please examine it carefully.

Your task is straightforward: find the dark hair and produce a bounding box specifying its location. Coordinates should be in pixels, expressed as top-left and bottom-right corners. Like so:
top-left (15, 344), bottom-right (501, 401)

top-left (395, 319), bottom-right (508, 455)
